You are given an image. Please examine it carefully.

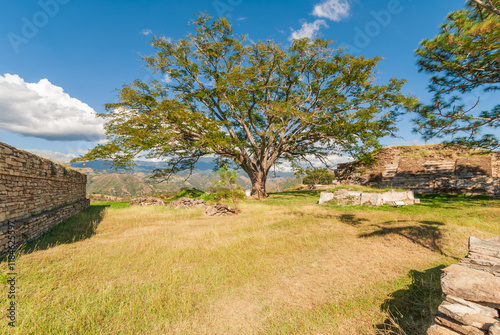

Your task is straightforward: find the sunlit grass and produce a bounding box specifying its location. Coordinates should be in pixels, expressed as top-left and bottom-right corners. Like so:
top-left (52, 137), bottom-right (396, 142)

top-left (1, 192), bottom-right (498, 334)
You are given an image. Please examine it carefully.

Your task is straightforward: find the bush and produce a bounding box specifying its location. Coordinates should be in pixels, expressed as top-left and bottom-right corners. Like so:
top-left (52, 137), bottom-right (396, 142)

top-left (303, 168), bottom-right (335, 185)
top-left (213, 165), bottom-right (245, 209)
top-left (172, 188), bottom-right (206, 200)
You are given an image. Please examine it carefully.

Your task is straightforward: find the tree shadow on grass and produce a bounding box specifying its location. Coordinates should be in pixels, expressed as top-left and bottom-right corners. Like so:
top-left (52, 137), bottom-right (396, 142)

top-left (375, 265), bottom-right (445, 335)
top-left (359, 220), bottom-right (454, 257)
top-left (338, 214), bottom-right (370, 226)
top-left (21, 205), bottom-right (108, 255)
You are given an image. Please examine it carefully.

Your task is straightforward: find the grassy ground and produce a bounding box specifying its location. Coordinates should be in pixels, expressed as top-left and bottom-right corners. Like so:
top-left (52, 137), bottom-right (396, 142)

top-left (1, 191), bottom-right (499, 334)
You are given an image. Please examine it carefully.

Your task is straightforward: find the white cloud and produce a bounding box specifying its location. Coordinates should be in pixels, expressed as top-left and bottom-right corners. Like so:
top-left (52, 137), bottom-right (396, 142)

top-left (290, 20), bottom-right (328, 40)
top-left (162, 74), bottom-right (172, 84)
top-left (0, 74), bottom-right (105, 141)
top-left (141, 29), bottom-right (152, 36)
top-left (312, 0), bottom-right (350, 22)
top-left (290, 0), bottom-right (351, 40)
top-left (26, 149), bottom-right (77, 163)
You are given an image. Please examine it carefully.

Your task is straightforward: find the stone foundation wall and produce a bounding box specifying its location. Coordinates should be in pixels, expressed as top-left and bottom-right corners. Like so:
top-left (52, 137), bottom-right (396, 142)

top-left (336, 145), bottom-right (500, 197)
top-left (0, 142), bottom-right (89, 255)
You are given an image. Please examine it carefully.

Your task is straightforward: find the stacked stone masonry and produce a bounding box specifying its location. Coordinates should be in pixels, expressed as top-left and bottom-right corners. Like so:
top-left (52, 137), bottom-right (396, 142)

top-left (427, 236), bottom-right (500, 335)
top-left (0, 142), bottom-right (89, 255)
top-left (336, 145), bottom-right (500, 197)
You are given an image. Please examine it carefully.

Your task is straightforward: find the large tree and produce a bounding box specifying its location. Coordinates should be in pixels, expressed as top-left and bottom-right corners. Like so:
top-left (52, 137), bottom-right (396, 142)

top-left (74, 14), bottom-right (415, 197)
top-left (414, 0), bottom-right (500, 150)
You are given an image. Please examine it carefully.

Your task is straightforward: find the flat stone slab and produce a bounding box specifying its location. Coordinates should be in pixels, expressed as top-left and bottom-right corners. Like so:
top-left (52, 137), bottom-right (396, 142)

top-left (441, 264), bottom-right (500, 307)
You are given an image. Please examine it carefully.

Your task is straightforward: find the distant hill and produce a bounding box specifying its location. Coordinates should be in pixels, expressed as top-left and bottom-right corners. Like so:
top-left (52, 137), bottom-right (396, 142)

top-left (74, 162), bottom-right (297, 197)
top-left (71, 157), bottom-right (217, 173)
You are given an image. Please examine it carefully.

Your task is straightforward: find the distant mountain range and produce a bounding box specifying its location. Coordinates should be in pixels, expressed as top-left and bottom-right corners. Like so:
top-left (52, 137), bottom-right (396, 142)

top-left (71, 159), bottom-right (298, 198)
top-left (70, 157), bottom-right (217, 173)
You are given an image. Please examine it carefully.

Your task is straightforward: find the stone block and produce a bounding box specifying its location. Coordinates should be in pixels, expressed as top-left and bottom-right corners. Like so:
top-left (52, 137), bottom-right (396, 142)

top-left (382, 190), bottom-right (410, 202)
top-left (360, 192), bottom-right (383, 206)
top-left (318, 192), bottom-right (334, 205)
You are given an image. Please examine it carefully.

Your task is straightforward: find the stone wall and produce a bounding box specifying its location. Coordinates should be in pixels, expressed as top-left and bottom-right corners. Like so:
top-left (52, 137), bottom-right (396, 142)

top-left (335, 145), bottom-right (500, 197)
top-left (0, 142), bottom-right (89, 255)
top-left (427, 236), bottom-right (500, 335)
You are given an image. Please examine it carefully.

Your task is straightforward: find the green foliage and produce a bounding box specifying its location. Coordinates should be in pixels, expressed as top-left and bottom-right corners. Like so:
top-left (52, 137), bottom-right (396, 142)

top-left (172, 188), bottom-right (206, 200)
top-left (414, 0), bottom-right (500, 150)
top-left (302, 168), bottom-right (335, 185)
top-left (73, 13), bottom-right (416, 195)
top-left (149, 192), bottom-right (177, 200)
top-left (213, 165), bottom-right (245, 208)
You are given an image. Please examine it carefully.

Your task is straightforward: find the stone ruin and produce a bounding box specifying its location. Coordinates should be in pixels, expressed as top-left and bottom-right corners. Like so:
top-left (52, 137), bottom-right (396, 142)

top-left (129, 196), bottom-right (165, 206)
top-left (427, 236), bottom-right (500, 335)
top-left (169, 197), bottom-right (207, 209)
top-left (318, 189), bottom-right (420, 206)
top-left (0, 142), bottom-right (89, 256)
top-left (335, 145), bottom-right (500, 197)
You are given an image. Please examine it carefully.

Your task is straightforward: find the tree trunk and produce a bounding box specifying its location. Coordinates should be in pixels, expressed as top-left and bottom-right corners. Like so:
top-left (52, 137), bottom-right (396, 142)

top-left (249, 170), bottom-right (268, 198)
top-left (239, 160), bottom-right (270, 198)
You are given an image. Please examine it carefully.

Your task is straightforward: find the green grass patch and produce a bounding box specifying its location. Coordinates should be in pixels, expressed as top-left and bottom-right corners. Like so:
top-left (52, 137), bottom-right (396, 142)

top-left (1, 191), bottom-right (498, 334)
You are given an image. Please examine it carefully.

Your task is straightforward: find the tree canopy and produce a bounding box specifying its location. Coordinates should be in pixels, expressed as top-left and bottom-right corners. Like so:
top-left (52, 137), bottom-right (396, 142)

top-left (303, 168), bottom-right (335, 185)
top-left (74, 14), bottom-right (415, 197)
top-left (414, 0), bottom-right (500, 150)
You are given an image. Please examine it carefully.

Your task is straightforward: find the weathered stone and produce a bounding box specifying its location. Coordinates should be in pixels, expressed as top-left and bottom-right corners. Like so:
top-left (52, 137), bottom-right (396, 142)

top-left (360, 192), bottom-right (383, 206)
top-left (435, 313), bottom-right (485, 335)
top-left (460, 257), bottom-right (500, 277)
top-left (129, 196), bottom-right (165, 206)
top-left (441, 264), bottom-right (500, 306)
top-left (427, 324), bottom-right (462, 335)
top-left (468, 251), bottom-right (500, 265)
top-left (444, 296), bottom-right (499, 318)
top-left (382, 189), bottom-right (409, 202)
top-left (319, 189), bottom-right (418, 206)
top-left (169, 197), bottom-right (206, 209)
top-left (318, 192), bottom-right (334, 205)
top-left (0, 141), bottom-right (89, 256)
top-left (469, 237), bottom-right (500, 261)
top-left (438, 302), bottom-right (499, 330)
top-left (335, 145), bottom-right (500, 197)
top-left (204, 203), bottom-right (237, 216)
top-left (490, 322), bottom-right (500, 335)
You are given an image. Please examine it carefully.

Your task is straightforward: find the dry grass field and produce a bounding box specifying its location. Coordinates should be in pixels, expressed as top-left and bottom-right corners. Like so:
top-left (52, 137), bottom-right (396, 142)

top-left (1, 191), bottom-right (499, 334)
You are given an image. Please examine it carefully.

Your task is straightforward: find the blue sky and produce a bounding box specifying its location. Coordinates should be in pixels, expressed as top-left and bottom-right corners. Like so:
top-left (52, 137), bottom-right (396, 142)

top-left (0, 0), bottom-right (495, 165)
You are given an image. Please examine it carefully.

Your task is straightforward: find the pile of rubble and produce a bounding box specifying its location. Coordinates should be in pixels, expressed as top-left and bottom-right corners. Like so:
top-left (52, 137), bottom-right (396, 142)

top-left (204, 203), bottom-right (237, 216)
top-left (318, 189), bottom-right (420, 206)
top-left (169, 197), bottom-right (207, 209)
top-left (427, 236), bottom-right (500, 335)
top-left (129, 196), bottom-right (165, 206)
top-left (130, 196), bottom-right (239, 216)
